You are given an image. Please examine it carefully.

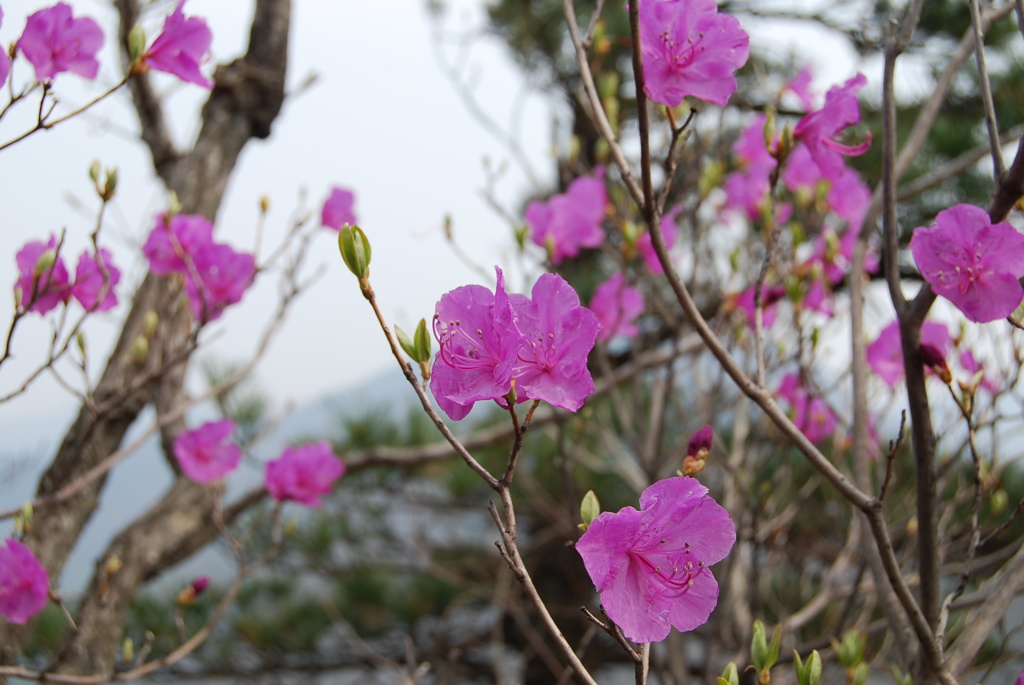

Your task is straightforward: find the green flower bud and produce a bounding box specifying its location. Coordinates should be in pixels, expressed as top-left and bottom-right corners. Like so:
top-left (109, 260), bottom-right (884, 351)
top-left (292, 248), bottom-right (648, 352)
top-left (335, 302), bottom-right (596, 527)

top-left (716, 662), bottom-right (739, 685)
top-left (88, 159), bottom-right (101, 185)
top-left (338, 224), bottom-right (372, 279)
top-left (75, 330), bottom-right (87, 355)
top-left (132, 335), bottom-right (149, 364)
top-left (122, 637), bottom-right (134, 664)
top-left (102, 167), bottom-right (118, 201)
top-left (33, 250), bottom-right (56, 278)
top-left (751, 620), bottom-right (781, 673)
top-left (128, 24), bottom-right (147, 65)
top-left (579, 490), bottom-right (600, 531)
top-left (794, 650), bottom-right (822, 685)
top-left (413, 317), bottom-right (432, 362)
top-left (143, 310), bottom-right (159, 339)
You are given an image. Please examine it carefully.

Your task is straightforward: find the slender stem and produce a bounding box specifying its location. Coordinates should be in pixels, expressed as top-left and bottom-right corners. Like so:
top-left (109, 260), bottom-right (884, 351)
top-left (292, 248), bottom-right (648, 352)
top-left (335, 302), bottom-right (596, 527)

top-left (0, 76), bottom-right (131, 153)
top-left (969, 0), bottom-right (1005, 182)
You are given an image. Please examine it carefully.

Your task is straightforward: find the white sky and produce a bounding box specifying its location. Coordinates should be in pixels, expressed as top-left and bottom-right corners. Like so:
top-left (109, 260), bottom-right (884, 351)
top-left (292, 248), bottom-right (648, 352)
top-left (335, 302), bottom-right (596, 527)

top-left (0, 0), bottom-right (560, 449)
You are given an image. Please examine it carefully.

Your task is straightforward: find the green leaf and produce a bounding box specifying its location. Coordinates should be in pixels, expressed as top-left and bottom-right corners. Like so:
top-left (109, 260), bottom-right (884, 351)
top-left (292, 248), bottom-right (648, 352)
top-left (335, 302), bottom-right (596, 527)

top-left (396, 325), bottom-right (417, 361)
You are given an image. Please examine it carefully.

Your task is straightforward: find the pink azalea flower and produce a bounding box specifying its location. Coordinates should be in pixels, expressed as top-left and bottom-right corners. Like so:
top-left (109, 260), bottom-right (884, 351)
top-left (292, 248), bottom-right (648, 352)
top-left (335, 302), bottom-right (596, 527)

top-left (0, 9), bottom-right (11, 87)
top-left (958, 349), bottom-right (999, 394)
top-left (14, 235), bottom-right (71, 314)
top-left (780, 144), bottom-right (825, 195)
top-left (320, 187), bottom-right (358, 230)
top-left (183, 242), bottom-right (256, 323)
top-left (723, 117), bottom-right (777, 220)
top-left (526, 168), bottom-right (607, 264)
top-left (173, 419), bottom-right (242, 483)
top-left (72, 248), bottom-right (120, 312)
top-left (775, 374), bottom-right (838, 444)
top-left (733, 283), bottom-right (785, 329)
top-left (909, 203), bottom-right (1024, 323)
top-left (142, 0), bottom-right (213, 88)
top-left (637, 205), bottom-right (681, 274)
top-left (265, 441), bottom-right (345, 507)
top-left (784, 66), bottom-right (816, 110)
top-left (638, 0), bottom-right (749, 107)
top-left (793, 74), bottom-right (871, 181)
top-left (591, 272), bottom-right (645, 341)
top-left (827, 167), bottom-right (871, 229)
top-left (431, 267), bottom-right (524, 420)
top-left (17, 3), bottom-right (103, 82)
top-left (805, 225), bottom-right (879, 288)
top-left (142, 213), bottom-right (215, 276)
top-left (0, 538), bottom-right (49, 625)
top-left (431, 268), bottom-right (599, 419)
top-left (576, 476), bottom-right (735, 643)
top-left (1015, 666), bottom-right (1024, 685)
top-left (509, 272), bottom-right (600, 411)
top-left (866, 319), bottom-right (951, 388)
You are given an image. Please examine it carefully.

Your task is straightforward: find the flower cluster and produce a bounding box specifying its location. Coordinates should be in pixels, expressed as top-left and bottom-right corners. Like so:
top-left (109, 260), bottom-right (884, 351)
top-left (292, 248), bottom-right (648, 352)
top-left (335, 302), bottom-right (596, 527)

top-left (0, 538), bottom-right (49, 625)
top-left (526, 169), bottom-right (607, 265)
top-left (265, 441), bottom-right (345, 507)
top-left (638, 0), bottom-right (749, 108)
top-left (142, 213), bottom-right (255, 323)
top-left (2, 1), bottom-right (212, 89)
top-left (14, 235), bottom-right (121, 314)
top-left (775, 374), bottom-right (837, 445)
top-left (576, 477), bottom-right (735, 643)
top-left (430, 268), bottom-right (600, 420)
top-left (909, 203), bottom-right (1024, 323)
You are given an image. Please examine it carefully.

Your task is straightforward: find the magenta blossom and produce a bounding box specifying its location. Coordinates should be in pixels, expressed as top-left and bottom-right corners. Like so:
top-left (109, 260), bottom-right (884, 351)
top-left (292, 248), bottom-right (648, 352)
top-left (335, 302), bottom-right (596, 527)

top-left (509, 273), bottom-right (600, 412)
top-left (638, 0), bottom-right (749, 107)
top-left (142, 213), bottom-right (215, 276)
top-left (0, 538), bottom-right (49, 625)
top-left (431, 269), bottom-right (599, 419)
top-left (0, 9), bottom-right (11, 87)
top-left (793, 73), bottom-right (871, 181)
top-left (866, 319), bottom-right (951, 388)
top-left (1015, 666), bottom-right (1024, 685)
top-left (591, 272), bottom-right (645, 342)
top-left (784, 66), bottom-right (816, 110)
top-left (576, 476), bottom-right (735, 643)
top-left (430, 267), bottom-right (524, 421)
top-left (780, 144), bottom-right (825, 196)
top-left (72, 248), bottom-right (120, 312)
top-left (826, 167), bottom-right (871, 229)
top-left (14, 235), bottom-right (71, 314)
top-left (686, 425), bottom-right (713, 460)
top-left (724, 115), bottom-right (777, 219)
top-left (526, 169), bottom-right (607, 264)
top-left (638, 205), bottom-right (681, 274)
top-left (909, 204), bottom-right (1024, 323)
top-left (142, 0), bottom-right (213, 88)
top-left (265, 441), bottom-right (345, 507)
top-left (17, 3), bottom-right (103, 82)
top-left (776, 374), bottom-right (838, 444)
top-left (173, 419), bottom-right (242, 483)
top-left (733, 283), bottom-right (785, 329)
top-left (959, 349), bottom-right (999, 394)
top-left (183, 242), bottom-right (256, 323)
top-left (321, 187), bottom-right (358, 230)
